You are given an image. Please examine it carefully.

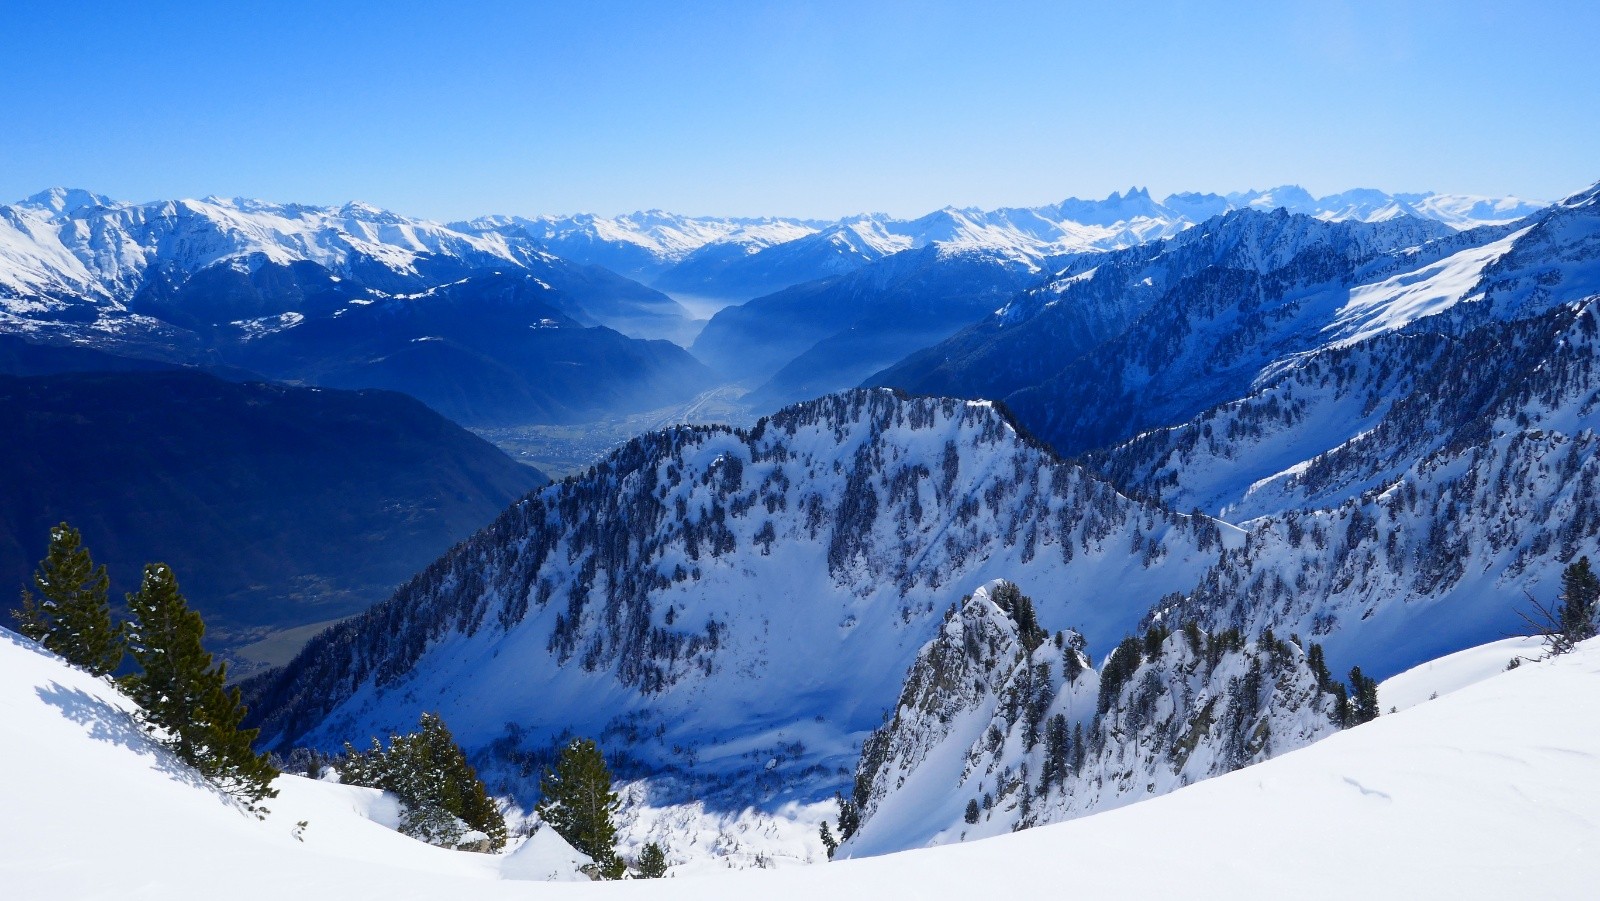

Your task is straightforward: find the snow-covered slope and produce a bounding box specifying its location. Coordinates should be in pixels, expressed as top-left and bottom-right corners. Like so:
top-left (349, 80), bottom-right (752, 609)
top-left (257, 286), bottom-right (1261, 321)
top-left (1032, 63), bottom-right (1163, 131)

top-left (1078, 189), bottom-right (1600, 676)
top-left (12, 618), bottom-right (1600, 899)
top-left (1128, 300), bottom-right (1600, 677)
top-left (1377, 636), bottom-right (1541, 713)
top-left (0, 626), bottom-right (594, 898)
top-left (245, 390), bottom-right (1230, 810)
top-left (844, 581), bottom-right (1341, 856)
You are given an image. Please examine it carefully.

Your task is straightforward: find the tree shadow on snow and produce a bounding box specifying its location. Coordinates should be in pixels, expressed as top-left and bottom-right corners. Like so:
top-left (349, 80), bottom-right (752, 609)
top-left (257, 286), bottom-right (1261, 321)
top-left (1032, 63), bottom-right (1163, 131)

top-left (33, 679), bottom-right (223, 800)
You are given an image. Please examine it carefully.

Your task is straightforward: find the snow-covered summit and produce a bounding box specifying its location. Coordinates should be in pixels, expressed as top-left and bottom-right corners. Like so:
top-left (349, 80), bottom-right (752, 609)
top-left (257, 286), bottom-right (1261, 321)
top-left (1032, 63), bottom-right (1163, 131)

top-left (18, 186), bottom-right (119, 215)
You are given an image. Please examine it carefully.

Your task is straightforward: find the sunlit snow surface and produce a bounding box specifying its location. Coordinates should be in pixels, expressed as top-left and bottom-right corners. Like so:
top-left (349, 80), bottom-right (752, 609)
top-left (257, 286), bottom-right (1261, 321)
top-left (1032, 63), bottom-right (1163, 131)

top-left (6, 624), bottom-right (1600, 898)
top-left (1325, 226), bottom-right (1531, 347)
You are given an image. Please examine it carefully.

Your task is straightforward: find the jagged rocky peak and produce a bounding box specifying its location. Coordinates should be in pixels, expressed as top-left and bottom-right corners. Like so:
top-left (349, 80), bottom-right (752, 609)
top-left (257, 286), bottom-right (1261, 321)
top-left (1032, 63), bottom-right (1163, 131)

top-left (845, 579), bottom-right (1344, 857)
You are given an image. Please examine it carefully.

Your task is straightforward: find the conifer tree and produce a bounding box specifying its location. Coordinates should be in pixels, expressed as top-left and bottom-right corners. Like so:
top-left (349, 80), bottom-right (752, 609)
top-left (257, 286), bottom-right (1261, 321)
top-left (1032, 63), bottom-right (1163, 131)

top-left (992, 581), bottom-right (1046, 651)
top-left (341, 712), bottom-right (507, 850)
top-left (1519, 555), bottom-right (1600, 656)
top-left (819, 821), bottom-right (838, 859)
top-left (1557, 556), bottom-right (1599, 648)
top-left (1041, 713), bottom-right (1071, 790)
top-left (1329, 681), bottom-right (1350, 728)
top-left (1347, 666), bottom-right (1380, 725)
top-left (537, 738), bottom-right (623, 878)
top-left (11, 522), bottom-right (123, 675)
top-left (121, 562), bottom-right (277, 806)
top-left (835, 793), bottom-right (861, 841)
top-left (637, 841), bottom-right (668, 878)
top-left (1097, 635), bottom-right (1144, 714)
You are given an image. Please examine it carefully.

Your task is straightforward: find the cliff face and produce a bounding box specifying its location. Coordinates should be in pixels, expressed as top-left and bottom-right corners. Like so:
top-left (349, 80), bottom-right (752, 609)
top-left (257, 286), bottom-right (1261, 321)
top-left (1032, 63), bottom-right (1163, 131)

top-left (845, 581), bottom-right (1342, 857)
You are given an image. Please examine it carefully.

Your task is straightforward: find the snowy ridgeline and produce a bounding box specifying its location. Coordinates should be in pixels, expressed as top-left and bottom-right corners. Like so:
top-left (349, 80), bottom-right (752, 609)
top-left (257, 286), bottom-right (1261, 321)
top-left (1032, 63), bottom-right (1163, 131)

top-left (843, 582), bottom-right (1341, 856)
top-left (1117, 296), bottom-right (1600, 675)
top-left (10, 617), bottom-right (1600, 898)
top-left (245, 390), bottom-right (1229, 802)
top-left (874, 180), bottom-right (1598, 471)
top-left (472, 185), bottom-right (1546, 287)
top-left (0, 185), bottom-right (1545, 332)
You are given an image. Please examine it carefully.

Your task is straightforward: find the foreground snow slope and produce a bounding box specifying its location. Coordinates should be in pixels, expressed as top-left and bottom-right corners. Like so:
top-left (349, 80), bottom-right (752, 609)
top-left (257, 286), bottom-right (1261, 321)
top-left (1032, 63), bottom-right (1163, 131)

top-left (8, 622), bottom-right (1600, 899)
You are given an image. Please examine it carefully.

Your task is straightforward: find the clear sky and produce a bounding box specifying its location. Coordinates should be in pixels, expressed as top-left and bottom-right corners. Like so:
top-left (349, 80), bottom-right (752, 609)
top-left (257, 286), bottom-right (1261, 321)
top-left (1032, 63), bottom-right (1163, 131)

top-left (2, 1), bottom-right (1597, 221)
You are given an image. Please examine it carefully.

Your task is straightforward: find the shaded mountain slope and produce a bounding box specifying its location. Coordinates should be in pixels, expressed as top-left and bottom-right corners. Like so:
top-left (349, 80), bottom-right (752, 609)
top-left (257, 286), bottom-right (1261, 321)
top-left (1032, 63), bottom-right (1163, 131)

top-left (0, 369), bottom-right (547, 651)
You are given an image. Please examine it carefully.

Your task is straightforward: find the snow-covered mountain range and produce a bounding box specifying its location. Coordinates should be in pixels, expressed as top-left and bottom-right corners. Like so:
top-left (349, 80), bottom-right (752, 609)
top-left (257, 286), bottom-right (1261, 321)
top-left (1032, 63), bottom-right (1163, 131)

top-left (686, 189), bottom-right (1548, 413)
top-left (456, 211), bottom-right (821, 286)
top-left (8, 177), bottom-right (1596, 882)
top-left (856, 181), bottom-right (1600, 676)
top-left (0, 184), bottom-right (1550, 430)
top-left (480, 187), bottom-right (1546, 303)
top-left (223, 179), bottom-right (1600, 871)
top-left (0, 190), bottom-right (717, 424)
top-left (873, 182), bottom-right (1599, 454)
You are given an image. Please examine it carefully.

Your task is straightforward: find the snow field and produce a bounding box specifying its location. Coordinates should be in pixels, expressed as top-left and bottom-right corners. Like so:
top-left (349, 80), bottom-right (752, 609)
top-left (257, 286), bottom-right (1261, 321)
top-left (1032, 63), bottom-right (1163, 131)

top-left (8, 624), bottom-right (1600, 898)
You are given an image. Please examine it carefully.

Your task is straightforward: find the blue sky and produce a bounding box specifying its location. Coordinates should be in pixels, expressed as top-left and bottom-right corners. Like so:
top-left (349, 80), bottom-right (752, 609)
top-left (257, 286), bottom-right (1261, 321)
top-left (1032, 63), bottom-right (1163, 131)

top-left (2, 1), bottom-right (1597, 220)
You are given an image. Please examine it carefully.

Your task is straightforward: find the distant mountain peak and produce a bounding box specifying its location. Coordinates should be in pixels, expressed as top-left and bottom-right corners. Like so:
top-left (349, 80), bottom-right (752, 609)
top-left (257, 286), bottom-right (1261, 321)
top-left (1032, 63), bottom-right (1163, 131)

top-left (19, 187), bottom-right (116, 216)
top-left (1558, 179), bottom-right (1600, 209)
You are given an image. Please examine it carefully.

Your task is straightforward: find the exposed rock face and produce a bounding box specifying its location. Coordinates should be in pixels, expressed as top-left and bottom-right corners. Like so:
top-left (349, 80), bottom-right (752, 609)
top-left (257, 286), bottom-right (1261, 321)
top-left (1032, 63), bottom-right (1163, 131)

top-left (845, 581), bottom-right (1342, 857)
